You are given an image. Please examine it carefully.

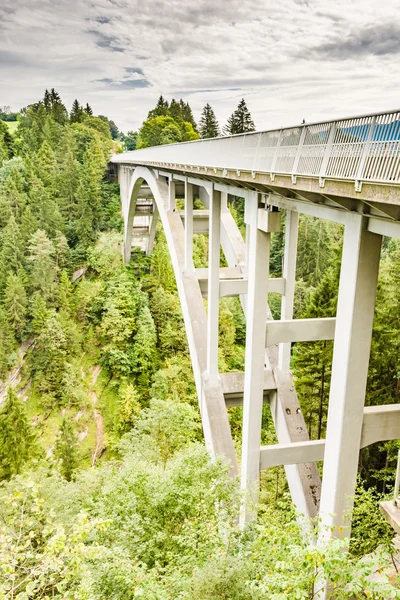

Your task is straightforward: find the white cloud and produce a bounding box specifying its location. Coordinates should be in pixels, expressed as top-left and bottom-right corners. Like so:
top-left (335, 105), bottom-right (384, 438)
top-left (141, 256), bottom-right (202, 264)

top-left (0, 0), bottom-right (399, 132)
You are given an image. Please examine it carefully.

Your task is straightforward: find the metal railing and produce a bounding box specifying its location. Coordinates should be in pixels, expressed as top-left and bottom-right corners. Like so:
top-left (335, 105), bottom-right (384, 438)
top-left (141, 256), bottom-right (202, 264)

top-left (112, 109), bottom-right (400, 189)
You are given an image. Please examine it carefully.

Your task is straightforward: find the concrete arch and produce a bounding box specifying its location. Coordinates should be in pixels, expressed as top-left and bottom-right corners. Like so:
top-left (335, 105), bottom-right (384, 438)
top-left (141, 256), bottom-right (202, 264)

top-left (123, 166), bottom-right (238, 475)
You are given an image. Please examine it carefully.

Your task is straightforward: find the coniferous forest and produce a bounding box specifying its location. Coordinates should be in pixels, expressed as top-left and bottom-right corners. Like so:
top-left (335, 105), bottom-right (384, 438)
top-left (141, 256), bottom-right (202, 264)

top-left (1, 92), bottom-right (400, 598)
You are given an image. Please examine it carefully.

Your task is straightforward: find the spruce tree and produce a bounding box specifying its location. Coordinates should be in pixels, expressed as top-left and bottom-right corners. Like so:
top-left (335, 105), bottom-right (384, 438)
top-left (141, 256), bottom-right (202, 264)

top-left (83, 103), bottom-right (93, 116)
top-left (133, 303), bottom-right (159, 394)
top-left (30, 292), bottom-right (49, 335)
top-left (223, 99), bottom-right (256, 135)
top-left (292, 260), bottom-right (340, 439)
top-left (0, 387), bottom-right (36, 479)
top-left (0, 215), bottom-right (24, 278)
top-left (181, 100), bottom-right (198, 131)
top-left (169, 99), bottom-right (183, 122)
top-left (27, 229), bottom-right (57, 302)
top-left (115, 383), bottom-right (141, 437)
top-left (0, 308), bottom-right (16, 377)
top-left (199, 103), bottom-right (220, 138)
top-left (147, 95), bottom-right (170, 120)
top-left (70, 99), bottom-right (84, 124)
top-left (54, 417), bottom-right (79, 481)
top-left (4, 272), bottom-right (27, 340)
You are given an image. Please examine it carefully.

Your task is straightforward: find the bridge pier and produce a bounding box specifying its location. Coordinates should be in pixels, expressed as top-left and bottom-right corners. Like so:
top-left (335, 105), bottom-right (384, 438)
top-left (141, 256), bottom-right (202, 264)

top-left (318, 215), bottom-right (382, 542)
top-left (206, 186), bottom-right (222, 384)
top-left (240, 193), bottom-right (273, 524)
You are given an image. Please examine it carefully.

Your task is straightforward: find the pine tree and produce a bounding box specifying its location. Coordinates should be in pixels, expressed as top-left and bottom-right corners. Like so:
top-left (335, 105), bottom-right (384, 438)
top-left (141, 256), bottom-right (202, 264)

top-left (54, 417), bottom-right (79, 481)
top-left (58, 270), bottom-right (73, 313)
top-left (27, 229), bottom-right (57, 302)
top-left (199, 104), bottom-right (220, 138)
top-left (0, 308), bottom-right (16, 377)
top-left (0, 387), bottom-right (36, 479)
top-left (83, 103), bottom-right (93, 116)
top-left (147, 95), bottom-right (169, 120)
top-left (133, 303), bottom-right (159, 394)
top-left (169, 99), bottom-right (183, 122)
top-left (292, 260), bottom-right (340, 439)
top-left (181, 100), bottom-right (197, 131)
top-left (30, 292), bottom-right (49, 335)
top-left (4, 272), bottom-right (27, 340)
top-left (55, 128), bottom-right (79, 218)
top-left (115, 383), bottom-right (141, 437)
top-left (223, 99), bottom-right (256, 135)
top-left (0, 215), bottom-right (24, 278)
top-left (35, 140), bottom-right (57, 189)
top-left (70, 99), bottom-right (84, 124)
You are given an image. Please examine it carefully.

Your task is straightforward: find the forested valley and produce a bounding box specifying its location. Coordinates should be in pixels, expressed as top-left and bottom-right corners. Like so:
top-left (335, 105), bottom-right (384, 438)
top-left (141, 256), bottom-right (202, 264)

top-left (0, 92), bottom-right (400, 598)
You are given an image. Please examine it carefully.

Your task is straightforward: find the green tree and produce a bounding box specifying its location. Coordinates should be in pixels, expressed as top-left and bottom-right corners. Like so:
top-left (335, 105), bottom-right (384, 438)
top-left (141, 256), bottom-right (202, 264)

top-left (31, 312), bottom-right (68, 398)
top-left (4, 272), bottom-right (27, 340)
top-left (0, 307), bottom-right (16, 377)
top-left (122, 130), bottom-right (138, 151)
top-left (115, 383), bottom-right (141, 437)
top-left (292, 261), bottom-right (340, 439)
top-left (224, 98), bottom-right (255, 135)
top-left (54, 417), bottom-right (79, 480)
top-left (30, 292), bottom-right (49, 335)
top-left (147, 95), bottom-right (169, 120)
top-left (199, 103), bottom-right (220, 138)
top-left (132, 303), bottom-right (159, 393)
top-left (0, 215), bottom-right (24, 280)
top-left (83, 102), bottom-right (93, 116)
top-left (0, 388), bottom-right (36, 479)
top-left (28, 229), bottom-right (57, 302)
top-left (137, 116), bottom-right (182, 148)
top-left (70, 99), bottom-right (84, 124)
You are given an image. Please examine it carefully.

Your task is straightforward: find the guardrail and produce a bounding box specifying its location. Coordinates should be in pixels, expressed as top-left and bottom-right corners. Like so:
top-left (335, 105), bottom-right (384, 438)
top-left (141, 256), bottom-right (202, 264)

top-left (112, 109), bottom-right (400, 190)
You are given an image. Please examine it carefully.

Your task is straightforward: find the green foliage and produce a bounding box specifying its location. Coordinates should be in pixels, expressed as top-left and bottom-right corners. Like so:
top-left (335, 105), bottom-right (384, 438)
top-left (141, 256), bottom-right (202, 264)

top-left (122, 130), bottom-right (138, 150)
top-left (0, 480), bottom-right (101, 598)
top-left (54, 417), bottom-right (80, 480)
top-left (138, 115), bottom-right (183, 148)
top-left (0, 388), bottom-right (37, 479)
top-left (224, 98), bottom-right (256, 135)
top-left (199, 103), bottom-right (220, 138)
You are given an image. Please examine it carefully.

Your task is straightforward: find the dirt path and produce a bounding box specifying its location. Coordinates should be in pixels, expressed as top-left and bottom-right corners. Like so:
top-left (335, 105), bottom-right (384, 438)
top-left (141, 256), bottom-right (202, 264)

top-left (89, 365), bottom-right (104, 466)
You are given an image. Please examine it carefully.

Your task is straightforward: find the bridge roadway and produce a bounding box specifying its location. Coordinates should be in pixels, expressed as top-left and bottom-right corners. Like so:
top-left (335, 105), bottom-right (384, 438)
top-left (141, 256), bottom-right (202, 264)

top-left (111, 109), bottom-right (400, 563)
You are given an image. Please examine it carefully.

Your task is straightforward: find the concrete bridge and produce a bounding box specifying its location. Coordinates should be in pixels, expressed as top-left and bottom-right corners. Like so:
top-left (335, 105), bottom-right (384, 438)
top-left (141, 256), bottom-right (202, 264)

top-left (111, 109), bottom-right (400, 544)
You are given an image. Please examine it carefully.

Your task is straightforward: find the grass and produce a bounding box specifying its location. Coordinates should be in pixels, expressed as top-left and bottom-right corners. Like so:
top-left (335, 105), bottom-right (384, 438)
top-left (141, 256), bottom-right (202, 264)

top-left (5, 121), bottom-right (18, 134)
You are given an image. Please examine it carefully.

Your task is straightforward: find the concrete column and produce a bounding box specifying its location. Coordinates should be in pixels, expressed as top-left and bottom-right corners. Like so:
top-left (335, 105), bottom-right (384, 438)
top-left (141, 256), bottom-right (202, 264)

top-left (279, 210), bottom-right (299, 371)
top-left (168, 179), bottom-right (176, 211)
top-left (184, 180), bottom-right (194, 273)
top-left (206, 186), bottom-right (221, 384)
top-left (318, 215), bottom-right (382, 541)
top-left (240, 192), bottom-right (271, 526)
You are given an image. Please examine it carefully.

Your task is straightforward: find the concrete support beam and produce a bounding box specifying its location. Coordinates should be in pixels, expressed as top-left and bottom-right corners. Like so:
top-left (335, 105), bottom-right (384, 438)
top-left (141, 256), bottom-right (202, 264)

top-left (206, 187), bottom-right (221, 383)
top-left (146, 204), bottom-right (159, 255)
top-left (368, 217), bottom-right (400, 240)
top-left (361, 404), bottom-right (400, 448)
top-left (260, 439), bottom-right (326, 470)
top-left (184, 180), bottom-right (194, 273)
top-left (198, 276), bottom-right (285, 298)
top-left (265, 193), bottom-right (349, 225)
top-left (221, 370), bottom-right (276, 406)
top-left (319, 215), bottom-right (382, 543)
top-left (279, 210), bottom-right (299, 370)
top-left (261, 403), bottom-right (400, 470)
top-left (240, 192), bottom-right (271, 525)
top-left (168, 179), bottom-right (176, 211)
top-left (266, 317), bottom-right (336, 347)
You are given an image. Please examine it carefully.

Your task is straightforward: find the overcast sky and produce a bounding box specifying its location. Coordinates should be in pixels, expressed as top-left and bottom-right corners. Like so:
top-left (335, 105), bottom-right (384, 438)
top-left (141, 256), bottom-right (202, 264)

top-left (1, 0), bottom-right (399, 133)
